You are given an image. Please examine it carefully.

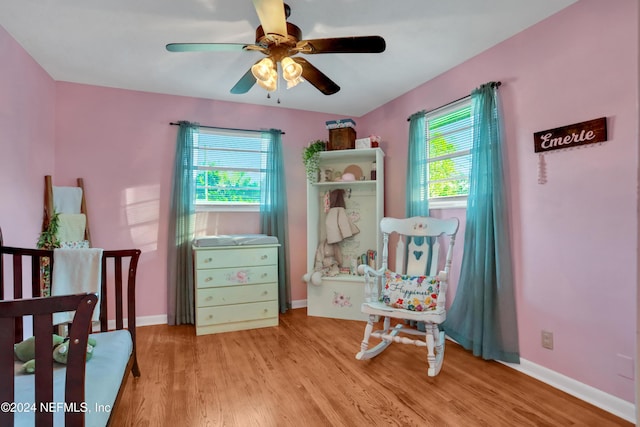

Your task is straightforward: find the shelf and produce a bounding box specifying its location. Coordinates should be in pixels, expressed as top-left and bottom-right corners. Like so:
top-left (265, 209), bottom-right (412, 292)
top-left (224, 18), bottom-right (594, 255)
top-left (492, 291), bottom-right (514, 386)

top-left (319, 148), bottom-right (384, 161)
top-left (312, 180), bottom-right (377, 188)
top-left (306, 146), bottom-right (384, 321)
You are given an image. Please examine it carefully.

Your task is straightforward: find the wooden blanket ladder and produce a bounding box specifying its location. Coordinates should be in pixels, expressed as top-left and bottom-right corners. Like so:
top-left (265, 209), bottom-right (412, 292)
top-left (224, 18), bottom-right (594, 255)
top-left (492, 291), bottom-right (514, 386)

top-left (42, 175), bottom-right (91, 246)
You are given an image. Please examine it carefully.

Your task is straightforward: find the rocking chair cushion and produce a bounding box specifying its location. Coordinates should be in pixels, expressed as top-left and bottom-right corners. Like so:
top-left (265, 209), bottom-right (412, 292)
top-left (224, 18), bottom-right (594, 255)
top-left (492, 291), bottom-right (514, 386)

top-left (381, 270), bottom-right (439, 311)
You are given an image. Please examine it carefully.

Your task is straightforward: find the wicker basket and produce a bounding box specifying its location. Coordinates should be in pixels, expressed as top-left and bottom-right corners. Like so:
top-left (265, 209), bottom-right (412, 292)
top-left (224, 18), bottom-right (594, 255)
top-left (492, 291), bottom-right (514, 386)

top-left (328, 127), bottom-right (356, 150)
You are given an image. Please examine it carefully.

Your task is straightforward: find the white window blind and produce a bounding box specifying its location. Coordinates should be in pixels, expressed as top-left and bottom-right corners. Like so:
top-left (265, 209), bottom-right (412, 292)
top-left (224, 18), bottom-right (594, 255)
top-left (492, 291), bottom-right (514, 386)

top-left (194, 128), bottom-right (266, 207)
top-left (426, 97), bottom-right (473, 200)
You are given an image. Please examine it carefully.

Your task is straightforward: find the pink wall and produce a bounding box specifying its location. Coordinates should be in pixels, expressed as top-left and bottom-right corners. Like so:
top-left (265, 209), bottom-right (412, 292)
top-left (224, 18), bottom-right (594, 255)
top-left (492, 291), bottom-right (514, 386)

top-left (1, 0), bottom-right (637, 406)
top-left (359, 0), bottom-right (638, 403)
top-left (0, 26), bottom-right (56, 247)
top-left (53, 83), bottom-right (343, 313)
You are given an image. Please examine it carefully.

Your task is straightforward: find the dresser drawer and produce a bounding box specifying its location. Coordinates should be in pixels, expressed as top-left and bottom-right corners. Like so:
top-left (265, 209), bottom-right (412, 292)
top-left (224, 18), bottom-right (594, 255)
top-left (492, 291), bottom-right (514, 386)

top-left (196, 265), bottom-right (277, 288)
top-left (197, 283), bottom-right (277, 307)
top-left (197, 300), bottom-right (278, 326)
top-left (195, 247), bottom-right (277, 269)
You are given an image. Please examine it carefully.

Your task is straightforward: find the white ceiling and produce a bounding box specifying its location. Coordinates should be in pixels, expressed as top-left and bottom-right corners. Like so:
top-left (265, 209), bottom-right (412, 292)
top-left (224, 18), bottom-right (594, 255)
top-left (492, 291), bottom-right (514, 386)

top-left (0, 0), bottom-right (577, 117)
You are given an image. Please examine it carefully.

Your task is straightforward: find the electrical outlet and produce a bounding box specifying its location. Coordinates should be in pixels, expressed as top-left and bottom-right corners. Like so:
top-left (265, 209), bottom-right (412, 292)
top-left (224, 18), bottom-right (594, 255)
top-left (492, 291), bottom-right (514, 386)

top-left (541, 330), bottom-right (553, 350)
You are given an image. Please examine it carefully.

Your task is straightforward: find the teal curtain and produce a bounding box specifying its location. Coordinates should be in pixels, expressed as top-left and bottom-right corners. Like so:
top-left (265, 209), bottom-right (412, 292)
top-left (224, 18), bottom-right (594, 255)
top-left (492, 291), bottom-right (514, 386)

top-left (442, 83), bottom-right (520, 363)
top-left (406, 111), bottom-right (430, 330)
top-left (406, 110), bottom-right (429, 216)
top-left (406, 110), bottom-right (432, 275)
top-left (167, 121), bottom-right (198, 325)
top-left (260, 129), bottom-right (290, 313)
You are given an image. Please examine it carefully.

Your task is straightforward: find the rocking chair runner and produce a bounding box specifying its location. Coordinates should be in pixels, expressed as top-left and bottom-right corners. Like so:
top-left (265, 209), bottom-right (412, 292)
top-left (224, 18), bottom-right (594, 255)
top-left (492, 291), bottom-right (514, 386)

top-left (356, 216), bottom-right (459, 376)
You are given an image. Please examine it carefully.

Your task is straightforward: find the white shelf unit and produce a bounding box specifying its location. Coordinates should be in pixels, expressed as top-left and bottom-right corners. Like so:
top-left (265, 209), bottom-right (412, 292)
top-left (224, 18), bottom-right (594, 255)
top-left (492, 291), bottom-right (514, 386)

top-left (306, 148), bottom-right (384, 321)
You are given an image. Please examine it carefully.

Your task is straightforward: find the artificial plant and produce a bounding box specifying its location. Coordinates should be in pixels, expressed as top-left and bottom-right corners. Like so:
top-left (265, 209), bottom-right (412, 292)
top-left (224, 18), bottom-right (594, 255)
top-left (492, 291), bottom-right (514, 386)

top-left (37, 211), bottom-right (61, 250)
top-left (302, 140), bottom-right (327, 183)
top-left (36, 211), bottom-right (60, 297)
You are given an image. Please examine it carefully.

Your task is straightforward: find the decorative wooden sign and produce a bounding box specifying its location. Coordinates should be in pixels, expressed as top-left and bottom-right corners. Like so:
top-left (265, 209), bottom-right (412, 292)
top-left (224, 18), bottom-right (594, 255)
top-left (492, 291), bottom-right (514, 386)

top-left (533, 117), bottom-right (607, 153)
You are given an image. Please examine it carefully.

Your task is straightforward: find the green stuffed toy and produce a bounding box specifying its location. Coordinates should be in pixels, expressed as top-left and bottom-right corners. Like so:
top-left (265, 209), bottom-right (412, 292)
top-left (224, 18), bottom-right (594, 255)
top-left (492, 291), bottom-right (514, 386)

top-left (14, 334), bottom-right (96, 374)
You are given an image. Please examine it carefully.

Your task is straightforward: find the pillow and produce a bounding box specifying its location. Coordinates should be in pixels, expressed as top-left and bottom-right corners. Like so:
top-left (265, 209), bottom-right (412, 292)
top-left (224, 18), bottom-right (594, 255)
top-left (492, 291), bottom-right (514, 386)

top-left (381, 270), bottom-right (440, 311)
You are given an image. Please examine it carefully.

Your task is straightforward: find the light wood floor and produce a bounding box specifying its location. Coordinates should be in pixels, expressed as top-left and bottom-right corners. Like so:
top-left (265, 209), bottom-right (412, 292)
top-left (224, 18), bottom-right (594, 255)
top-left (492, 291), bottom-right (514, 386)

top-left (111, 309), bottom-right (631, 426)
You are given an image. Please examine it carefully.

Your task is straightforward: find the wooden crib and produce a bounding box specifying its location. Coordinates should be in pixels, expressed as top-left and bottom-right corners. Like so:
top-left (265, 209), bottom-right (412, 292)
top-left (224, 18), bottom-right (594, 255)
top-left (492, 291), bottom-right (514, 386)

top-left (0, 228), bottom-right (141, 426)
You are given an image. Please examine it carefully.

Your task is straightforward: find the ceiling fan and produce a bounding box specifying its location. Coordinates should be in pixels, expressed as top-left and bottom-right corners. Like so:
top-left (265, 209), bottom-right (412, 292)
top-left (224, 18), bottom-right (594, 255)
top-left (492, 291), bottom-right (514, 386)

top-left (166, 0), bottom-right (386, 96)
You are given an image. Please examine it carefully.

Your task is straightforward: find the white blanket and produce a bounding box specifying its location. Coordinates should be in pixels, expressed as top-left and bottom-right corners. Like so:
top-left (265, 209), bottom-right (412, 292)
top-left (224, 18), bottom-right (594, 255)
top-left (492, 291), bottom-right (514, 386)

top-left (57, 213), bottom-right (87, 242)
top-left (51, 248), bottom-right (103, 325)
top-left (53, 186), bottom-right (83, 214)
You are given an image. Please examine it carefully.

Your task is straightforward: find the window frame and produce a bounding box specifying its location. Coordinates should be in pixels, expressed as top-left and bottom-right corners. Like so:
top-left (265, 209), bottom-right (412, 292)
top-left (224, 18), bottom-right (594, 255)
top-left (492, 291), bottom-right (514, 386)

top-left (193, 127), bottom-right (266, 212)
top-left (425, 96), bottom-right (473, 210)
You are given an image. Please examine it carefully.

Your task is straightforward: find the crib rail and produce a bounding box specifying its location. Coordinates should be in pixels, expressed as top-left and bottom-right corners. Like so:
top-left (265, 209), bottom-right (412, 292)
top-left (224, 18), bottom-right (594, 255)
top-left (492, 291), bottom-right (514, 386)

top-left (0, 293), bottom-right (97, 427)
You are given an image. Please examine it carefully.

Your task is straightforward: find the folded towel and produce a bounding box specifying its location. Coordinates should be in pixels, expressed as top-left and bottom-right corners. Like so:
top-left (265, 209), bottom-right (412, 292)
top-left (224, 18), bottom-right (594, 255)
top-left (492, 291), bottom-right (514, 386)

top-left (53, 186), bottom-right (83, 214)
top-left (51, 248), bottom-right (103, 325)
top-left (57, 213), bottom-right (87, 242)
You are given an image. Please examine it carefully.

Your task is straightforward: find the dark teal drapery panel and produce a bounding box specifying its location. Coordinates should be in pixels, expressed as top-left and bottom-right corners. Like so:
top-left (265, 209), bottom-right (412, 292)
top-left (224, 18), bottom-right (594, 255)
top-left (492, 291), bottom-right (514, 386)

top-left (167, 121), bottom-right (198, 325)
top-left (406, 110), bottom-right (429, 217)
top-left (260, 129), bottom-right (291, 313)
top-left (405, 111), bottom-right (430, 329)
top-left (406, 110), bottom-right (432, 277)
top-left (442, 83), bottom-right (520, 363)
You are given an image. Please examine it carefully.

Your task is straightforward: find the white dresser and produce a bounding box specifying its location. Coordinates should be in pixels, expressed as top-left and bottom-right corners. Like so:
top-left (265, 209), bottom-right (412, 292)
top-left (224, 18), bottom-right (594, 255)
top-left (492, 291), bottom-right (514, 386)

top-left (193, 243), bottom-right (279, 335)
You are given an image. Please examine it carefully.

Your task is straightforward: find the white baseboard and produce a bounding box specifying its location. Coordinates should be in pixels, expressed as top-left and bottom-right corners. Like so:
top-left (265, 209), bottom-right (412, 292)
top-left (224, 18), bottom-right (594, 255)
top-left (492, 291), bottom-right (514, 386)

top-left (290, 299), bottom-right (307, 309)
top-left (100, 314), bottom-right (168, 331)
top-left (136, 314), bottom-right (168, 327)
top-left (502, 358), bottom-right (636, 423)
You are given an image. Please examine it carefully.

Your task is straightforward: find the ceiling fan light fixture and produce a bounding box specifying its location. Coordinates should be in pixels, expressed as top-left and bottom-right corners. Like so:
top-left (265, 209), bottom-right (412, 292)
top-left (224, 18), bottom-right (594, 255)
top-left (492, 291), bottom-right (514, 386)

top-left (286, 75), bottom-right (304, 89)
top-left (281, 56), bottom-right (302, 81)
top-left (167, 3), bottom-right (384, 96)
top-left (256, 70), bottom-right (278, 92)
top-left (251, 57), bottom-right (275, 82)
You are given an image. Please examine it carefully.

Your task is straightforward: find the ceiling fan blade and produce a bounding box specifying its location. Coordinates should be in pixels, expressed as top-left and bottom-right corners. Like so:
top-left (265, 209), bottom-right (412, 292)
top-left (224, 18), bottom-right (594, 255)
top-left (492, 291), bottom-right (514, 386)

top-left (299, 36), bottom-right (386, 54)
top-left (252, 0), bottom-right (287, 37)
top-left (166, 43), bottom-right (254, 52)
top-left (230, 67), bottom-right (257, 94)
top-left (293, 57), bottom-right (340, 95)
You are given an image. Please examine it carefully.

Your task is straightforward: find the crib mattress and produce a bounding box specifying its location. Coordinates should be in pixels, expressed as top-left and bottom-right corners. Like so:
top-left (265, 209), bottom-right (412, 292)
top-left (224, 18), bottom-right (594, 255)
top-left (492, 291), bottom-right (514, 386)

top-left (13, 329), bottom-right (132, 427)
top-left (193, 234), bottom-right (278, 247)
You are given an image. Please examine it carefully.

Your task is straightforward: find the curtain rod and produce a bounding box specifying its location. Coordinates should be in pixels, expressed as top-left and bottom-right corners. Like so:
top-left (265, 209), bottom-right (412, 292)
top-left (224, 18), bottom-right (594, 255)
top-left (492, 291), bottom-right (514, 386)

top-left (407, 81), bottom-right (502, 121)
top-left (169, 122), bottom-right (285, 135)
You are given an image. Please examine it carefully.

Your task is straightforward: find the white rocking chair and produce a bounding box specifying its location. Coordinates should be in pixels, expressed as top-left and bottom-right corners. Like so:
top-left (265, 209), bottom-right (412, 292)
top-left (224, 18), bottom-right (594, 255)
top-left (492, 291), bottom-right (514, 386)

top-left (355, 216), bottom-right (459, 376)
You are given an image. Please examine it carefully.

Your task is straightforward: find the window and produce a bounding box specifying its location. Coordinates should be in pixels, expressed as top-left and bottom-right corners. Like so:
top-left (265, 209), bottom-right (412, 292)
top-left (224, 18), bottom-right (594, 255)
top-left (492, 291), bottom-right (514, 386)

top-left (426, 97), bottom-right (473, 208)
top-left (193, 128), bottom-right (266, 211)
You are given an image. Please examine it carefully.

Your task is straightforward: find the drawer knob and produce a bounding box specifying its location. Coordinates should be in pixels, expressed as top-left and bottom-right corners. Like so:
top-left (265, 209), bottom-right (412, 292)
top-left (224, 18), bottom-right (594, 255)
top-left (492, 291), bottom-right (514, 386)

top-left (261, 255), bottom-right (268, 260)
top-left (263, 309), bottom-right (269, 313)
top-left (261, 291), bottom-right (268, 296)
top-left (204, 257), bottom-right (212, 263)
top-left (208, 314), bottom-right (213, 319)
top-left (205, 277), bottom-right (212, 282)
top-left (261, 273), bottom-right (268, 278)
top-left (205, 296), bottom-right (213, 301)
